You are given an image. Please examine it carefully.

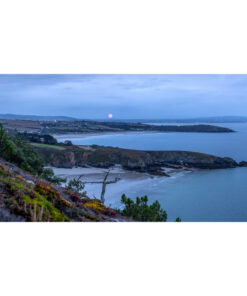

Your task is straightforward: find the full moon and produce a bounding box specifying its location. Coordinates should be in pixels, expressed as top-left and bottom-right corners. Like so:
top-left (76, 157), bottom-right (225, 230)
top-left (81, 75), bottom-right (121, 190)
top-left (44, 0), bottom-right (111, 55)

top-left (108, 114), bottom-right (113, 118)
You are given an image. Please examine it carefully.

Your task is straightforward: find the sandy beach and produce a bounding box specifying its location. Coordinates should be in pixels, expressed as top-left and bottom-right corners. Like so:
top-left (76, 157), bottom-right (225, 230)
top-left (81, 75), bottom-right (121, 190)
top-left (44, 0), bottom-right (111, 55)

top-left (51, 165), bottom-right (154, 205)
top-left (53, 131), bottom-right (159, 140)
top-left (51, 165), bottom-right (153, 183)
top-left (51, 165), bottom-right (191, 207)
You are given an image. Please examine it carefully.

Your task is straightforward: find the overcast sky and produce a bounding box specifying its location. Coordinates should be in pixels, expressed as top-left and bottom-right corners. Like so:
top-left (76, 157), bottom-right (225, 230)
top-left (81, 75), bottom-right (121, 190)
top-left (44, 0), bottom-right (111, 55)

top-left (0, 74), bottom-right (247, 119)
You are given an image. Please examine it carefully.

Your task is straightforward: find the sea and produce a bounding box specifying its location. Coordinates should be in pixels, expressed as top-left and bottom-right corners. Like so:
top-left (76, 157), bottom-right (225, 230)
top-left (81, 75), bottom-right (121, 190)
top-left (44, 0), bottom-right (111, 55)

top-left (57, 122), bottom-right (247, 222)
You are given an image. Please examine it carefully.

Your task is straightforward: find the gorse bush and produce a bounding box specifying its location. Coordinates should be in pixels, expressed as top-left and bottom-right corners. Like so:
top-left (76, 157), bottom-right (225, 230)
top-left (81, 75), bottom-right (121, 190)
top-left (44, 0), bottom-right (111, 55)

top-left (120, 194), bottom-right (167, 222)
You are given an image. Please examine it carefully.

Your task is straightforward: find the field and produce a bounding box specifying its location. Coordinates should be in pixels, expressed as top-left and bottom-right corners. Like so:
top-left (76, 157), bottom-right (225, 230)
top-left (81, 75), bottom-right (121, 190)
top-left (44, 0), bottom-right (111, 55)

top-left (30, 143), bottom-right (65, 150)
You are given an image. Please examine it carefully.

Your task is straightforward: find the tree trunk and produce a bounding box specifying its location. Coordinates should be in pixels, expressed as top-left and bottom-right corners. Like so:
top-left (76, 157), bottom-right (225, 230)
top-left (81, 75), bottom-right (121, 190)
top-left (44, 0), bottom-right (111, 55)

top-left (100, 171), bottom-right (110, 204)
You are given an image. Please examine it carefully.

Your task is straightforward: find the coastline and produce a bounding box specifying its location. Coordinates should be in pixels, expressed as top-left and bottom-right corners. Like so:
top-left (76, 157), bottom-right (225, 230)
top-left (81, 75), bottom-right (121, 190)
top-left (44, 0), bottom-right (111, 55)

top-left (50, 165), bottom-right (195, 181)
top-left (51, 165), bottom-right (193, 206)
top-left (53, 131), bottom-right (160, 140)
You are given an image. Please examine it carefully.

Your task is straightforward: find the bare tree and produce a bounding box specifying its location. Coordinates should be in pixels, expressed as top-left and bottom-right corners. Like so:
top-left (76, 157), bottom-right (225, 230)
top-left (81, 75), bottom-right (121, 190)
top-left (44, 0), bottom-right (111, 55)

top-left (100, 170), bottom-right (120, 204)
top-left (67, 170), bottom-right (120, 204)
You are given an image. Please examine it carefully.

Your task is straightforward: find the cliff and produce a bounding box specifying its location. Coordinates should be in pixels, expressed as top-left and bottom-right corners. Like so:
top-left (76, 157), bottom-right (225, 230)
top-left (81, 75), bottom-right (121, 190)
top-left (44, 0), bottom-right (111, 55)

top-left (33, 145), bottom-right (240, 175)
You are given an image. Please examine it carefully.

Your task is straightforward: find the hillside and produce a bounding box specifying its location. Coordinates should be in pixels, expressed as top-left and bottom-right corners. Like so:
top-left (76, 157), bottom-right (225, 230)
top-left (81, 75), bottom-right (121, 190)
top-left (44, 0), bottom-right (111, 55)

top-left (0, 124), bottom-right (170, 222)
top-left (0, 158), bottom-right (129, 222)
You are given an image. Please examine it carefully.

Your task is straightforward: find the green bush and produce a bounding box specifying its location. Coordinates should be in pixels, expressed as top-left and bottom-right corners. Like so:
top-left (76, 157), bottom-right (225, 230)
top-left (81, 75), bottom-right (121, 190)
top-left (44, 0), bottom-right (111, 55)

top-left (0, 124), bottom-right (17, 161)
top-left (66, 178), bottom-right (85, 194)
top-left (0, 124), bottom-right (60, 184)
top-left (17, 132), bottom-right (58, 145)
top-left (41, 168), bottom-right (66, 185)
top-left (120, 194), bottom-right (167, 222)
top-left (1, 125), bottom-right (44, 175)
top-left (13, 137), bottom-right (44, 175)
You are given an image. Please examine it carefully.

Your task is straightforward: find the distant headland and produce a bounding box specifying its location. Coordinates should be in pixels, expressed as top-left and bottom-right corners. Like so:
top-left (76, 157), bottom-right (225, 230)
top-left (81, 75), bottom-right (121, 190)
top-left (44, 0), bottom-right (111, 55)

top-left (0, 118), bottom-right (235, 134)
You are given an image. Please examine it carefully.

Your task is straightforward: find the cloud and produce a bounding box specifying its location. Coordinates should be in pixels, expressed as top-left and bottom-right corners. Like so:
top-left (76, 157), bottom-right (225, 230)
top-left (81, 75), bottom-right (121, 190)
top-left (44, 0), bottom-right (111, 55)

top-left (0, 74), bottom-right (247, 118)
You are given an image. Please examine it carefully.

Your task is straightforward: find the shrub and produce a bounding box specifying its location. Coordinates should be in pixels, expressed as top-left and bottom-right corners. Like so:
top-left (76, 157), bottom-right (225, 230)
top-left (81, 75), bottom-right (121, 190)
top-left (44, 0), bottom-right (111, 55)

top-left (41, 168), bottom-right (66, 185)
top-left (66, 178), bottom-right (86, 194)
top-left (13, 137), bottom-right (44, 175)
top-left (0, 124), bottom-right (62, 184)
top-left (120, 194), bottom-right (167, 222)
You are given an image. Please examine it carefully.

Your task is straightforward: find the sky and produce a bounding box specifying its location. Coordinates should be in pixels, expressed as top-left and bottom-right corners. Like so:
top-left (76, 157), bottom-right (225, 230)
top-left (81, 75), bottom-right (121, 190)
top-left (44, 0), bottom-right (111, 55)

top-left (0, 74), bottom-right (247, 119)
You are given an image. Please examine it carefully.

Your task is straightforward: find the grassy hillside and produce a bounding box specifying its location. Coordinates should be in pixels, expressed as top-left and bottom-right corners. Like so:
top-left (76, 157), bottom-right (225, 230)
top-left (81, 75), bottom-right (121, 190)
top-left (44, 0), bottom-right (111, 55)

top-left (0, 158), bottom-right (129, 222)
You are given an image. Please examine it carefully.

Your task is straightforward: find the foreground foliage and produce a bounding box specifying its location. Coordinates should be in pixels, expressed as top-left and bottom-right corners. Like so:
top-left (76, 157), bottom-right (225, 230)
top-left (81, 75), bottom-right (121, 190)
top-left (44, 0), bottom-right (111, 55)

top-left (0, 124), bottom-right (43, 174)
top-left (0, 161), bottom-right (127, 222)
top-left (120, 194), bottom-right (167, 222)
top-left (0, 124), bottom-right (64, 184)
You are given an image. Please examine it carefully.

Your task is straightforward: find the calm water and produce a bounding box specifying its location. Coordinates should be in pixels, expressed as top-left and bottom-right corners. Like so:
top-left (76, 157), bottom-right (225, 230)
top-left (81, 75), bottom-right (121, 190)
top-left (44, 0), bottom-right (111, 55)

top-left (58, 122), bottom-right (247, 221)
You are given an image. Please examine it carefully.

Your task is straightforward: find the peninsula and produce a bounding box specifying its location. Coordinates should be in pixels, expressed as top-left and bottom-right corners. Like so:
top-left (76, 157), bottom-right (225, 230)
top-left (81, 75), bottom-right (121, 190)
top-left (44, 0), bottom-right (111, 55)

top-left (33, 144), bottom-right (244, 176)
top-left (0, 119), bottom-right (235, 135)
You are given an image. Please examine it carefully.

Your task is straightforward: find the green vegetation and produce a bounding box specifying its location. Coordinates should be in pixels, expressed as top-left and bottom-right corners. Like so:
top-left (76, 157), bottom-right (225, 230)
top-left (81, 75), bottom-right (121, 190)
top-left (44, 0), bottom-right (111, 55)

top-left (120, 194), bottom-right (167, 222)
top-left (0, 124), bottom-right (63, 184)
top-left (41, 168), bottom-right (66, 185)
top-left (0, 167), bottom-right (70, 222)
top-left (30, 143), bottom-right (65, 150)
top-left (66, 178), bottom-right (86, 195)
top-left (18, 132), bottom-right (58, 145)
top-left (0, 124), bottom-right (44, 175)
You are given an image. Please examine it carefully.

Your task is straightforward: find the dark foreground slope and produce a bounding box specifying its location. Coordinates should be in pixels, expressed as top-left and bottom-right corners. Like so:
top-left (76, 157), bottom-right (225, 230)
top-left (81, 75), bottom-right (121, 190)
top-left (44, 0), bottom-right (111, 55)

top-left (0, 158), bottom-right (129, 222)
top-left (34, 145), bottom-right (240, 175)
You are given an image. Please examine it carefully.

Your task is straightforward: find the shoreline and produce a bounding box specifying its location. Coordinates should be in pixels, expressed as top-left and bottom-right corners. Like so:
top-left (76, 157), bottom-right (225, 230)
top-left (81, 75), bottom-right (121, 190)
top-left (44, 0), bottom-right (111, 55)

top-left (50, 165), bottom-right (194, 184)
top-left (50, 165), bottom-right (194, 207)
top-left (53, 131), bottom-right (160, 140)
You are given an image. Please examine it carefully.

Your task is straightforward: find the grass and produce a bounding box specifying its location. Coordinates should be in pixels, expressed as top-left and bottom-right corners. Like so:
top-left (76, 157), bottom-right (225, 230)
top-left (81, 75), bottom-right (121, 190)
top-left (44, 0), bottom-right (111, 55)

top-left (30, 143), bottom-right (65, 150)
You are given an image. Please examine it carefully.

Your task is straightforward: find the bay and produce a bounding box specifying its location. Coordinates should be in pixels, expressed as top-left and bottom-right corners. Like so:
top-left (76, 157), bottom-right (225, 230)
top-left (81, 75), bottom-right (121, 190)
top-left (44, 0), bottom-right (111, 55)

top-left (57, 122), bottom-right (247, 221)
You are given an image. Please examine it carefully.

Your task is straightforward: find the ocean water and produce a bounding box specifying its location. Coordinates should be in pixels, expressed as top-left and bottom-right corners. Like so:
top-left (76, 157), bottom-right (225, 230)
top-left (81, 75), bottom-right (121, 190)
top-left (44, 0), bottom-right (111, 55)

top-left (57, 122), bottom-right (247, 222)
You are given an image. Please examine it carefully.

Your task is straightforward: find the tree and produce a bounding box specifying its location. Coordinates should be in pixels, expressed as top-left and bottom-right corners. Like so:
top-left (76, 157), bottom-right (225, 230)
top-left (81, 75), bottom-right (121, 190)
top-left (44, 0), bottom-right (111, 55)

top-left (41, 168), bottom-right (66, 185)
top-left (120, 194), bottom-right (167, 222)
top-left (175, 217), bottom-right (181, 222)
top-left (63, 140), bottom-right (72, 146)
top-left (66, 177), bottom-right (86, 194)
top-left (0, 124), bottom-right (16, 161)
top-left (0, 124), bottom-right (56, 181)
top-left (100, 170), bottom-right (120, 204)
top-left (13, 137), bottom-right (44, 175)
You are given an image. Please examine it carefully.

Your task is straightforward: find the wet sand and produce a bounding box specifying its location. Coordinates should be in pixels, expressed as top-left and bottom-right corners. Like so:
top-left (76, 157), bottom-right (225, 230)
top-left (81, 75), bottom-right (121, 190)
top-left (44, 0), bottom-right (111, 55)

top-left (50, 165), bottom-right (191, 207)
top-left (51, 165), bottom-right (152, 183)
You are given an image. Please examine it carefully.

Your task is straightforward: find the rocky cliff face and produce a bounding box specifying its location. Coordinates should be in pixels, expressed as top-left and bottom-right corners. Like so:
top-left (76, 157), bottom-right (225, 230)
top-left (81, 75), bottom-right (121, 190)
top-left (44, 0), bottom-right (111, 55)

top-left (34, 145), bottom-right (240, 174)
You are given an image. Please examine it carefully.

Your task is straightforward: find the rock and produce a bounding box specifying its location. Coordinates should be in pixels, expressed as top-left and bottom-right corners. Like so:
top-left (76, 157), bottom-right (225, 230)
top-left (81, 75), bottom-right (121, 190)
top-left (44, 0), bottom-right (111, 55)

top-left (238, 161), bottom-right (247, 167)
